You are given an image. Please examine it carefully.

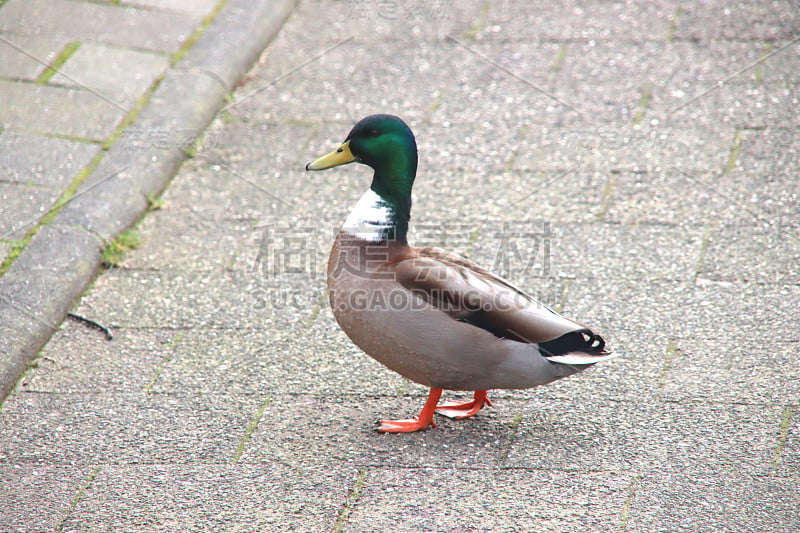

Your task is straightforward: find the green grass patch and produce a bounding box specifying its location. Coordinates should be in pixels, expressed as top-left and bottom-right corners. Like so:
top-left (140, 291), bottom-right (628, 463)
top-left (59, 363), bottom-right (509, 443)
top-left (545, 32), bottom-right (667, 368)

top-left (595, 174), bottom-right (617, 219)
top-left (657, 339), bottom-right (684, 391)
top-left (462, 1), bottom-right (490, 41)
top-left (498, 410), bottom-right (524, 462)
top-left (428, 89), bottom-right (444, 115)
top-left (333, 468), bottom-right (368, 533)
top-left (170, 0), bottom-right (229, 66)
top-left (306, 289), bottom-right (328, 329)
top-left (56, 466), bottom-right (101, 532)
top-left (754, 42), bottom-right (774, 83)
top-left (463, 224), bottom-right (482, 259)
top-left (666, 7), bottom-right (682, 42)
top-left (549, 43), bottom-right (568, 75)
top-left (618, 474), bottom-right (641, 530)
top-left (231, 395), bottom-right (272, 463)
top-left (772, 405), bottom-right (795, 469)
top-left (146, 192), bottom-right (168, 211)
top-left (693, 224), bottom-right (717, 282)
top-left (101, 227), bottom-right (141, 268)
top-left (36, 41), bottom-right (81, 84)
top-left (724, 128), bottom-right (743, 174)
top-left (631, 82), bottom-right (654, 126)
top-left (554, 278), bottom-right (573, 314)
top-left (0, 240), bottom-right (26, 276)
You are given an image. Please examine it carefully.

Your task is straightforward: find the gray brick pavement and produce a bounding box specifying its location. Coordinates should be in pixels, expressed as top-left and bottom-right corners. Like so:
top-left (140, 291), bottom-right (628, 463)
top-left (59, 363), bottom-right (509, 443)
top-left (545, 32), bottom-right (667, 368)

top-left (2, 0), bottom-right (799, 531)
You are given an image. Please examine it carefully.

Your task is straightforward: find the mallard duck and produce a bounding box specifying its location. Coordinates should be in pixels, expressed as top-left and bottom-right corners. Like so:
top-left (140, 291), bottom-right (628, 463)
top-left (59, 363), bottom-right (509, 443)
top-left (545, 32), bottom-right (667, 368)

top-left (306, 114), bottom-right (616, 433)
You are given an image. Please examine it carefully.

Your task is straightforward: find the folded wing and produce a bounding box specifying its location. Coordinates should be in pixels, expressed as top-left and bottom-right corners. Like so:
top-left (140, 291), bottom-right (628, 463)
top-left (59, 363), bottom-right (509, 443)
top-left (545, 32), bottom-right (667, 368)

top-left (394, 247), bottom-right (609, 359)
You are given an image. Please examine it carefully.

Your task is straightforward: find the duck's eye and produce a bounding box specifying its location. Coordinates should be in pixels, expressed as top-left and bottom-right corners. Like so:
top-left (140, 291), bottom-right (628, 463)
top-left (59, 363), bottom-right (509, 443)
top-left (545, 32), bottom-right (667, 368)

top-left (368, 129), bottom-right (380, 137)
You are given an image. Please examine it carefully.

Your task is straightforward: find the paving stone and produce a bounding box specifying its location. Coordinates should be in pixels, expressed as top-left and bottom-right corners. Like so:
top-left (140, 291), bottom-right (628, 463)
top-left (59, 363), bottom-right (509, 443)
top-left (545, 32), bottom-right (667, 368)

top-left (123, 201), bottom-right (254, 273)
top-left (119, 158), bottom-right (367, 272)
top-left (0, 391), bottom-right (262, 464)
top-left (575, 276), bottom-right (800, 344)
top-left (733, 126), bottom-right (800, 187)
top-left (50, 42), bottom-right (171, 108)
top-left (0, 307), bottom-right (49, 402)
top-left (123, 0), bottom-right (220, 15)
top-left (50, 67), bottom-right (232, 242)
top-left (0, 224), bottom-right (101, 312)
top-left (0, 0), bottom-right (200, 53)
top-left (546, 222), bottom-right (707, 282)
top-left (348, 467), bottom-right (633, 533)
top-left (0, 130), bottom-right (99, 239)
top-left (505, 399), bottom-right (782, 475)
top-left (554, 40), bottom-right (671, 121)
top-left (189, 120), bottom-right (326, 187)
top-left (0, 464), bottom-right (87, 533)
top-left (755, 40), bottom-right (800, 85)
top-left (145, 325), bottom-right (408, 397)
top-left (655, 83), bottom-right (799, 131)
top-left (0, 80), bottom-right (124, 141)
top-left (0, 129), bottom-right (100, 188)
top-left (0, 181), bottom-right (61, 240)
top-left (61, 463), bottom-right (351, 533)
top-left (19, 322), bottom-right (175, 393)
top-left (239, 393), bottom-right (516, 469)
top-left (229, 70), bottom-right (441, 127)
top-left (260, 0), bottom-right (486, 48)
top-left (625, 471), bottom-right (800, 532)
top-left (410, 167), bottom-right (608, 226)
top-left (232, 38), bottom-right (595, 128)
top-left (661, 40), bottom-right (800, 87)
top-left (0, 31), bottom-right (70, 81)
top-left (697, 221), bottom-right (800, 284)
top-left (0, 224), bottom-right (102, 395)
top-left (674, 0), bottom-right (800, 41)
top-left (660, 337), bottom-right (800, 404)
top-left (72, 268), bottom-right (322, 331)
top-left (509, 123), bottom-right (680, 173)
top-left (476, 0), bottom-right (678, 42)
top-left (605, 169), bottom-right (768, 226)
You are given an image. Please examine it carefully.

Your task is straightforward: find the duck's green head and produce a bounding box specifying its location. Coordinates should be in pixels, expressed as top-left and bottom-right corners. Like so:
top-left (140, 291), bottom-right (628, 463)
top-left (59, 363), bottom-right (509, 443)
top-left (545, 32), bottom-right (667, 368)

top-left (306, 114), bottom-right (418, 216)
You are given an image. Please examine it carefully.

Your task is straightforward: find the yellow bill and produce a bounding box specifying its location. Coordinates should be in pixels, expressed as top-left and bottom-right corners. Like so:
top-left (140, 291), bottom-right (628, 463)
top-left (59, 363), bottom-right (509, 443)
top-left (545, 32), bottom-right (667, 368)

top-left (306, 141), bottom-right (357, 170)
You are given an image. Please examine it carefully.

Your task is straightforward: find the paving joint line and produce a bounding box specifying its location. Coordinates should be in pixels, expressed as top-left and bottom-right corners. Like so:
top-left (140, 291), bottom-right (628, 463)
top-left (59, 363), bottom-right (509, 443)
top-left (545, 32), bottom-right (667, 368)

top-left (332, 467), bottom-right (368, 533)
top-left (618, 473), bottom-right (641, 531)
top-left (656, 339), bottom-right (684, 394)
top-left (770, 404), bottom-right (795, 471)
top-left (498, 410), bottom-right (524, 463)
top-left (231, 394), bottom-right (272, 463)
top-left (693, 224), bottom-right (717, 283)
top-left (55, 465), bottom-right (101, 532)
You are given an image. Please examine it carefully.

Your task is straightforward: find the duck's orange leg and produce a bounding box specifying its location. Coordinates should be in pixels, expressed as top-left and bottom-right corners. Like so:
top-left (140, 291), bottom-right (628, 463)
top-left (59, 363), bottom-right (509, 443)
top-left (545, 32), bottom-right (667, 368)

top-left (378, 388), bottom-right (443, 433)
top-left (435, 390), bottom-right (492, 419)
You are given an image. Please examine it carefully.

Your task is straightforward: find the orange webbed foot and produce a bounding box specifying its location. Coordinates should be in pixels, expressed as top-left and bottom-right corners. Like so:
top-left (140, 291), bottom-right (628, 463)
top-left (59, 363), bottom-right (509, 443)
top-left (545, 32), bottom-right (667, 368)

top-left (377, 388), bottom-right (442, 433)
top-left (378, 417), bottom-right (436, 433)
top-left (435, 390), bottom-right (492, 419)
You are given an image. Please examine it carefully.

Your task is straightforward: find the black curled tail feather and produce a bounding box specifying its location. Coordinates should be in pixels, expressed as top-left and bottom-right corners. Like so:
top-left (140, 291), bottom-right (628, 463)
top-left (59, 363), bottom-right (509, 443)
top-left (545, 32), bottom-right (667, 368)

top-left (538, 329), bottom-right (608, 359)
top-left (587, 331), bottom-right (606, 352)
